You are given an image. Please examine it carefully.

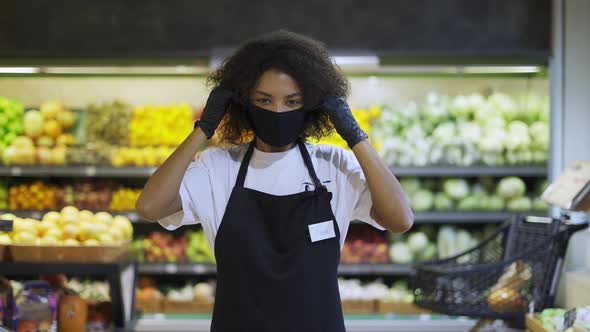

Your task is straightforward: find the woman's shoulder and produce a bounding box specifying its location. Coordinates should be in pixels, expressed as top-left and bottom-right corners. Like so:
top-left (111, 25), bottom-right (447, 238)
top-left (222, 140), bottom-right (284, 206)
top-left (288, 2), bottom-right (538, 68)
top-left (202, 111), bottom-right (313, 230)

top-left (306, 143), bottom-right (355, 171)
top-left (190, 144), bottom-right (248, 169)
top-left (307, 142), bottom-right (352, 159)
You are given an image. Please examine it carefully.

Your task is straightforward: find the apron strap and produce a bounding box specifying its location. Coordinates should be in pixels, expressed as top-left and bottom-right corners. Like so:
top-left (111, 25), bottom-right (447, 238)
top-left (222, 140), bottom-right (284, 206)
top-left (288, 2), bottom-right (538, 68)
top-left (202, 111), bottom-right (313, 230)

top-left (297, 140), bottom-right (324, 191)
top-left (235, 139), bottom-right (324, 191)
top-left (235, 140), bottom-right (256, 188)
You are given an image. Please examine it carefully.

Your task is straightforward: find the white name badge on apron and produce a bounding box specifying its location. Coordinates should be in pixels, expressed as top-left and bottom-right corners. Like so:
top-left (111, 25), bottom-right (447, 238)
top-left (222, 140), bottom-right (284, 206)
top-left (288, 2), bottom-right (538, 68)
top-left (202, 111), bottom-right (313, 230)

top-left (308, 220), bottom-right (336, 242)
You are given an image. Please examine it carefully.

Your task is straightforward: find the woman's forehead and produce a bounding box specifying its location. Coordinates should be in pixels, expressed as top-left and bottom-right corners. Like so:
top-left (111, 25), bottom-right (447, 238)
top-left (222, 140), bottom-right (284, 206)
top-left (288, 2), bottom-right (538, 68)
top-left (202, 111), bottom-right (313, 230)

top-left (253, 69), bottom-right (302, 97)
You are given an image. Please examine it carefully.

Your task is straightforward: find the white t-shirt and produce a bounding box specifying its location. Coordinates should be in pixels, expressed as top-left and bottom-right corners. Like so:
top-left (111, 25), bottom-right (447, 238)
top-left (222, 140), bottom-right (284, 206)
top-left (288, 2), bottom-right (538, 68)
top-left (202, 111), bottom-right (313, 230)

top-left (159, 142), bottom-right (385, 251)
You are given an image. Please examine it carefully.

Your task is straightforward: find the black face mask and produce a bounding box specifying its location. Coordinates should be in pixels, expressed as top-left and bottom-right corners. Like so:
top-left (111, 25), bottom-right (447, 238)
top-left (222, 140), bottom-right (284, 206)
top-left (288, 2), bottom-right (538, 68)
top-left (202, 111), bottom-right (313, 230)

top-left (247, 105), bottom-right (305, 147)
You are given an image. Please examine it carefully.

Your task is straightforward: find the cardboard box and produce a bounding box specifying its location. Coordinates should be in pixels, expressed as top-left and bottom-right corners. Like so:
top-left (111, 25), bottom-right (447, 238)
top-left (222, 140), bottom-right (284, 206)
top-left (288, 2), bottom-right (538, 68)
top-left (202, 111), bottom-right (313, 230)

top-left (376, 300), bottom-right (431, 314)
top-left (543, 161), bottom-right (590, 212)
top-left (341, 299), bottom-right (377, 314)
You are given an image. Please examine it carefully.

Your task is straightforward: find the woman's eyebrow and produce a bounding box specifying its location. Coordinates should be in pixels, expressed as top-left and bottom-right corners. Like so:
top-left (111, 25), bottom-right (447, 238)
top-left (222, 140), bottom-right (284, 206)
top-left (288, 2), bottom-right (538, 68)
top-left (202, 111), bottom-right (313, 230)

top-left (255, 91), bottom-right (302, 98)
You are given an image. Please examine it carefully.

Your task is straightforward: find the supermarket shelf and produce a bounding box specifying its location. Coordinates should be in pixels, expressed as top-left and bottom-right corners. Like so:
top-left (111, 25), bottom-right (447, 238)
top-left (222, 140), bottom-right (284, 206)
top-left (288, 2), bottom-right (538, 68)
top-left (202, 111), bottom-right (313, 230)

top-left (352, 211), bottom-right (547, 225)
top-left (137, 263), bottom-right (414, 276)
top-left (0, 260), bottom-right (133, 275)
top-left (138, 263), bottom-right (217, 275)
top-left (338, 263), bottom-right (414, 276)
top-left (413, 211), bottom-right (546, 223)
top-left (0, 165), bottom-right (156, 178)
top-left (391, 165), bottom-right (547, 177)
top-left (135, 313), bottom-right (476, 332)
top-left (0, 165), bottom-right (546, 178)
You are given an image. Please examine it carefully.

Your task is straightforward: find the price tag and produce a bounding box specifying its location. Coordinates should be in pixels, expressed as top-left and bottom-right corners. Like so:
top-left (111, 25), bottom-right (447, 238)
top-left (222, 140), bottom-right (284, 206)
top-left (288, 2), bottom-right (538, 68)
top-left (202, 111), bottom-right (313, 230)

top-left (0, 220), bottom-right (13, 232)
top-left (564, 308), bottom-right (577, 329)
top-left (192, 264), bottom-right (206, 274)
top-left (128, 213), bottom-right (139, 222)
top-left (31, 212), bottom-right (42, 219)
top-left (419, 314), bottom-right (431, 321)
top-left (85, 166), bottom-right (97, 177)
top-left (11, 167), bottom-right (22, 176)
top-left (164, 264), bottom-right (178, 274)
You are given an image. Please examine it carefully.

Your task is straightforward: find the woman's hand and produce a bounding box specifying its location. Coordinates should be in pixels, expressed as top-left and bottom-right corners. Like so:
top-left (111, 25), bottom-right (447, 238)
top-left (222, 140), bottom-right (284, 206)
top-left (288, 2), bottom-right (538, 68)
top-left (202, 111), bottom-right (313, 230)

top-left (320, 96), bottom-right (368, 148)
top-left (197, 86), bottom-right (235, 138)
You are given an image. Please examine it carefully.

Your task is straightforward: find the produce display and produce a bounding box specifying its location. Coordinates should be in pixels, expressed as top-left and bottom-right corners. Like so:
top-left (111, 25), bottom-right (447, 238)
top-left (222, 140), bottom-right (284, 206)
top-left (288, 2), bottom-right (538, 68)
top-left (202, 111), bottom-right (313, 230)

top-left (5, 180), bottom-right (141, 212)
top-left (0, 96), bottom-right (24, 153)
top-left (111, 146), bottom-right (174, 167)
top-left (109, 188), bottom-right (142, 211)
top-left (387, 224), bottom-right (496, 264)
top-left (66, 141), bottom-right (114, 165)
top-left (131, 230), bottom-right (214, 263)
top-left (338, 279), bottom-right (414, 303)
top-left (0, 207), bottom-right (132, 246)
top-left (8, 181), bottom-right (58, 210)
top-left (65, 279), bottom-right (111, 304)
top-left (400, 176), bottom-right (548, 212)
top-left (374, 93), bottom-right (549, 166)
top-left (3, 101), bottom-right (77, 166)
top-left (340, 227), bottom-right (388, 263)
top-left (129, 103), bottom-right (194, 147)
top-left (135, 277), bottom-right (216, 313)
top-left (86, 101), bottom-right (132, 145)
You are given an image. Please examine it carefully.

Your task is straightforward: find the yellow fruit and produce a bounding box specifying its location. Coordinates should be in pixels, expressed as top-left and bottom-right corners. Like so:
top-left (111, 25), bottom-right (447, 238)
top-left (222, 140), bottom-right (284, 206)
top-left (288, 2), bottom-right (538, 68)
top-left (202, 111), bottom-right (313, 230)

top-left (78, 210), bottom-right (95, 222)
top-left (13, 218), bottom-right (38, 235)
top-left (0, 233), bottom-right (12, 245)
top-left (63, 238), bottom-right (80, 246)
top-left (62, 223), bottom-right (79, 239)
top-left (108, 227), bottom-right (124, 242)
top-left (43, 120), bottom-right (63, 139)
top-left (98, 233), bottom-right (116, 246)
top-left (60, 213), bottom-right (78, 225)
top-left (113, 216), bottom-right (133, 239)
top-left (37, 220), bottom-right (58, 237)
top-left (94, 222), bottom-right (108, 236)
top-left (94, 212), bottom-right (113, 225)
top-left (39, 235), bottom-right (61, 246)
top-left (84, 239), bottom-right (100, 246)
top-left (40, 100), bottom-right (64, 119)
top-left (0, 214), bottom-right (16, 221)
top-left (78, 221), bottom-right (97, 242)
top-left (61, 206), bottom-right (79, 218)
top-left (43, 211), bottom-right (61, 224)
top-left (57, 110), bottom-right (76, 129)
top-left (44, 227), bottom-right (63, 239)
top-left (13, 232), bottom-right (37, 245)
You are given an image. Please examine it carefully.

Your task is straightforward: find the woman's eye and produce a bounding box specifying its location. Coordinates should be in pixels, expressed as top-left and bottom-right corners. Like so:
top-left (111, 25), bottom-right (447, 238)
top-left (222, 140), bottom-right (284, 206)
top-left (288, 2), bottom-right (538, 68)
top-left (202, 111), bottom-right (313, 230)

top-left (256, 98), bottom-right (271, 104)
top-left (287, 100), bottom-right (302, 106)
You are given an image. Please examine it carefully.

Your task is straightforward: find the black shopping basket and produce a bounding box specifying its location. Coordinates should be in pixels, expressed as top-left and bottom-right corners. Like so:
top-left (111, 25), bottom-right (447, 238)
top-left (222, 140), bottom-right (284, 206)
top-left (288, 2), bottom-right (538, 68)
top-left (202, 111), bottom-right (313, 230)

top-left (411, 215), bottom-right (588, 326)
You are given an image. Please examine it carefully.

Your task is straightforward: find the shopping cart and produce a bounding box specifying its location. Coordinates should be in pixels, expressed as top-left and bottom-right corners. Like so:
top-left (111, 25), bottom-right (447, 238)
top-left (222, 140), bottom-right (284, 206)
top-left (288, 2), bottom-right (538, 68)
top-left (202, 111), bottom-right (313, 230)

top-left (411, 215), bottom-right (588, 327)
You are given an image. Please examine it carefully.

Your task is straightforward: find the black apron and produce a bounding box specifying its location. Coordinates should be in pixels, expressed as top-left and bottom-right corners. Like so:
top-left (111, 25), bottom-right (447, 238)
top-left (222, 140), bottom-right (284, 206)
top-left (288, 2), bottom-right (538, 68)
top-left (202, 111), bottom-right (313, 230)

top-left (211, 140), bottom-right (346, 332)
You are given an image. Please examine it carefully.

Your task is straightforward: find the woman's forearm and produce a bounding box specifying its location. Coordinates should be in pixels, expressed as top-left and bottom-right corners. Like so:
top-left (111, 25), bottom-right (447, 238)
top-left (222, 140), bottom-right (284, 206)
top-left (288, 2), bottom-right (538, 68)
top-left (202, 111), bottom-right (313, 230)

top-left (136, 128), bottom-right (208, 221)
top-left (351, 139), bottom-right (414, 233)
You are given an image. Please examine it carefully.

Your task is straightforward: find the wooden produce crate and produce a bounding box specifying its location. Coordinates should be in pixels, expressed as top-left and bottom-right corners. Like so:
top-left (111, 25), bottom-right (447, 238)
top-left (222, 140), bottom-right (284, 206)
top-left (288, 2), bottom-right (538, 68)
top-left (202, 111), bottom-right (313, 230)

top-left (376, 300), bottom-right (431, 315)
top-left (10, 243), bottom-right (128, 263)
top-left (9, 244), bottom-right (42, 261)
top-left (0, 245), bottom-right (8, 261)
top-left (341, 299), bottom-right (377, 314)
top-left (163, 298), bottom-right (214, 314)
top-left (136, 298), bottom-right (163, 313)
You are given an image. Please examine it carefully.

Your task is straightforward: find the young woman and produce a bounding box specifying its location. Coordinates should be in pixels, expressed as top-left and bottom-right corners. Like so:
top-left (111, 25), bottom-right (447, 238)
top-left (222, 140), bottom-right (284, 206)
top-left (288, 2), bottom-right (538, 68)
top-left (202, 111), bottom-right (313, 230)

top-left (136, 30), bottom-right (413, 331)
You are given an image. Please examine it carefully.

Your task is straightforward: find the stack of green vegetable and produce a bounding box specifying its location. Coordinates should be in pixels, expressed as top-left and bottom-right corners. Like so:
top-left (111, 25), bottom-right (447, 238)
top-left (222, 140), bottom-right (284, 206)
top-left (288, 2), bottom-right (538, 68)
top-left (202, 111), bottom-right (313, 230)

top-left (0, 96), bottom-right (24, 157)
top-left (400, 177), bottom-right (548, 212)
top-left (374, 92), bottom-right (549, 166)
top-left (388, 224), bottom-right (499, 263)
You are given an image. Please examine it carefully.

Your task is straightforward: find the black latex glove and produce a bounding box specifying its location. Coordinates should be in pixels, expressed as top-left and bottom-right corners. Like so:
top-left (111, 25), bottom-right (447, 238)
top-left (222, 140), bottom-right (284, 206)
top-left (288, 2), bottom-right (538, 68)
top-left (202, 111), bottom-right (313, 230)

top-left (196, 87), bottom-right (235, 139)
top-left (321, 96), bottom-right (368, 148)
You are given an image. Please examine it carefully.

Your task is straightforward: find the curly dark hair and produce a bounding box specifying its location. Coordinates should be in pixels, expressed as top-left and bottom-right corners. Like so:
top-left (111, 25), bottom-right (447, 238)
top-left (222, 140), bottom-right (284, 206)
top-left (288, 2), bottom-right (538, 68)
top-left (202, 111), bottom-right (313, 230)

top-left (207, 30), bottom-right (350, 145)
